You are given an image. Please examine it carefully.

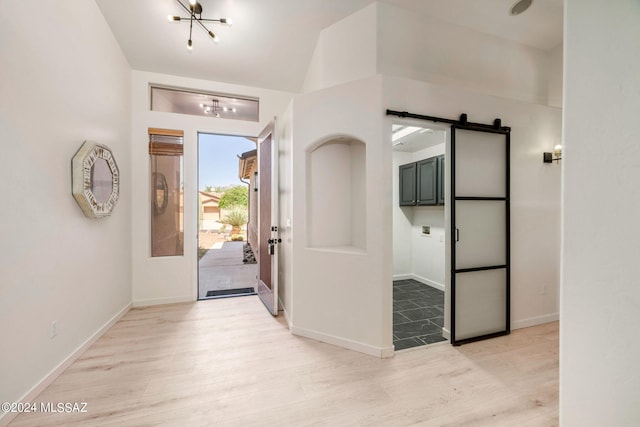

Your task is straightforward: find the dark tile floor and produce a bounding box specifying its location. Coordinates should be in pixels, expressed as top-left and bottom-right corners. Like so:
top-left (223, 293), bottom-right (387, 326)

top-left (393, 279), bottom-right (447, 350)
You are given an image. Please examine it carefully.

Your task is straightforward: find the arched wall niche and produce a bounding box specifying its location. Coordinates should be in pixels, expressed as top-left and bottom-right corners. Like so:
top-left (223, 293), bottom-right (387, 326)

top-left (306, 135), bottom-right (367, 252)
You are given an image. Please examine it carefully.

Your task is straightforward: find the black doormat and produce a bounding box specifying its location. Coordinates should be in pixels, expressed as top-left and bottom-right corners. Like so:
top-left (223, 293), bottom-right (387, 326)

top-left (205, 288), bottom-right (256, 298)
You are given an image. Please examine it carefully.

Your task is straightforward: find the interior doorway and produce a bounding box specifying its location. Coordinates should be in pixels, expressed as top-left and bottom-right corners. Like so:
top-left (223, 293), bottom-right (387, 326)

top-left (391, 121), bottom-right (448, 350)
top-left (197, 133), bottom-right (259, 300)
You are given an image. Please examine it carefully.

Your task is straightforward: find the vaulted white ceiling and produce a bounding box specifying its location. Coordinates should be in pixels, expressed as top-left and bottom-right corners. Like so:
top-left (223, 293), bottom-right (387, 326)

top-left (96, 0), bottom-right (563, 93)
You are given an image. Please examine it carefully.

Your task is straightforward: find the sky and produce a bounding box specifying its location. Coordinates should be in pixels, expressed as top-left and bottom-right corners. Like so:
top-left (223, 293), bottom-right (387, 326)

top-left (198, 133), bottom-right (256, 190)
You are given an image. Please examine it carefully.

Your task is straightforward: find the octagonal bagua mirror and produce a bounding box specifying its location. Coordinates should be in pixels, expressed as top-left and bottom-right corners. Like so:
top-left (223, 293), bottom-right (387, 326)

top-left (72, 141), bottom-right (120, 218)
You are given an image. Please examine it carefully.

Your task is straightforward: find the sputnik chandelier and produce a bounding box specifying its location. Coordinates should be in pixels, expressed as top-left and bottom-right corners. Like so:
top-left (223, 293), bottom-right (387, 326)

top-left (168, 0), bottom-right (232, 50)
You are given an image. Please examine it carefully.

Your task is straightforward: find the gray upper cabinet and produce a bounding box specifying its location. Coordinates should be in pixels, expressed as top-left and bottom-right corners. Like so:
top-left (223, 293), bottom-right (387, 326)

top-left (437, 155), bottom-right (445, 205)
top-left (399, 163), bottom-right (417, 206)
top-left (399, 155), bottom-right (445, 207)
top-left (417, 157), bottom-right (438, 205)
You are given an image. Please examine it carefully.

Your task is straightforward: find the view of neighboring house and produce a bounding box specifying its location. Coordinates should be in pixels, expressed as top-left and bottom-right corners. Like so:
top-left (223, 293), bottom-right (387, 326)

top-left (198, 190), bottom-right (222, 230)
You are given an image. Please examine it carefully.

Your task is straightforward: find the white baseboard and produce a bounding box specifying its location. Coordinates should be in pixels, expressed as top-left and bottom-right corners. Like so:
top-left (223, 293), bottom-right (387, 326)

top-left (291, 325), bottom-right (394, 358)
top-left (0, 302), bottom-right (132, 427)
top-left (278, 297), bottom-right (292, 329)
top-left (437, 316), bottom-right (557, 342)
top-left (442, 327), bottom-right (450, 340)
top-left (133, 295), bottom-right (193, 307)
top-left (411, 274), bottom-right (444, 292)
top-left (393, 273), bottom-right (444, 292)
top-left (512, 312), bottom-right (559, 330)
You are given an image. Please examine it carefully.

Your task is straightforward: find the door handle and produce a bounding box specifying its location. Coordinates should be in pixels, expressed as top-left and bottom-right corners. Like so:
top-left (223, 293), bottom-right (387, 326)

top-left (455, 228), bottom-right (460, 242)
top-left (268, 239), bottom-right (281, 255)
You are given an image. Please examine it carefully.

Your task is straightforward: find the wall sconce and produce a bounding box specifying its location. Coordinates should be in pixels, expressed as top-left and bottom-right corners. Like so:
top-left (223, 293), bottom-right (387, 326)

top-left (543, 145), bottom-right (562, 163)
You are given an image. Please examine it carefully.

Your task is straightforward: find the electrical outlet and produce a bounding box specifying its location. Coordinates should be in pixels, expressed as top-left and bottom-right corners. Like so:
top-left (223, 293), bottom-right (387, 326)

top-left (50, 321), bottom-right (57, 339)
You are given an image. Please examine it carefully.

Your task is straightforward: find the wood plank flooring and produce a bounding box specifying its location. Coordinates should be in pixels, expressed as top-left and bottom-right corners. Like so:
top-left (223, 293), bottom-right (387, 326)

top-left (10, 296), bottom-right (558, 426)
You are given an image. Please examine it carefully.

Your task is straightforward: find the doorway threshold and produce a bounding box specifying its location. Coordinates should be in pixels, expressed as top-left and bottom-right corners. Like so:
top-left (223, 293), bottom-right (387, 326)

top-left (201, 288), bottom-right (256, 300)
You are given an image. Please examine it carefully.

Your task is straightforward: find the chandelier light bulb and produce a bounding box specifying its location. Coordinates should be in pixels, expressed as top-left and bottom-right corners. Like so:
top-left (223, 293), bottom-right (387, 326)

top-left (189, 0), bottom-right (197, 6)
top-left (187, 39), bottom-right (193, 50)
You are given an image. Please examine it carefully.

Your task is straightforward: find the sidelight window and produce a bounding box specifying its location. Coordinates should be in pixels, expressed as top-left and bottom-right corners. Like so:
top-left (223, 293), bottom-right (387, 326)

top-left (149, 128), bottom-right (184, 257)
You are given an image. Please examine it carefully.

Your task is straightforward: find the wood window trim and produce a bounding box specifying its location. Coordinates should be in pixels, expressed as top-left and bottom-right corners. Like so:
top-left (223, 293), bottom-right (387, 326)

top-left (149, 128), bottom-right (184, 155)
top-left (148, 128), bottom-right (184, 138)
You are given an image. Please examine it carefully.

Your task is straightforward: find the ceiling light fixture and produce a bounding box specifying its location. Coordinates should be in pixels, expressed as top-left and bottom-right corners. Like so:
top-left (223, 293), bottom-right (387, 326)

top-left (168, 0), bottom-right (232, 50)
top-left (199, 99), bottom-right (237, 117)
top-left (509, 0), bottom-right (533, 16)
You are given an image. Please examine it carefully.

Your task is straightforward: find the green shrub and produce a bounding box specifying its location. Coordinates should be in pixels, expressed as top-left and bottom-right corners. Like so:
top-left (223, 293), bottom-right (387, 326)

top-left (219, 185), bottom-right (248, 209)
top-left (221, 206), bottom-right (248, 227)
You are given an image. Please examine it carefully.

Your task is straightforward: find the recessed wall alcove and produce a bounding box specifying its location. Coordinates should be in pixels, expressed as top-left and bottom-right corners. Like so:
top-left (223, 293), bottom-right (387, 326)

top-left (307, 136), bottom-right (366, 252)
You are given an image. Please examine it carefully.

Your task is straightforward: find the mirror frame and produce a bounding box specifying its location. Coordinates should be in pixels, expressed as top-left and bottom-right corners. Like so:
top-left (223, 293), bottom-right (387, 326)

top-left (72, 141), bottom-right (120, 218)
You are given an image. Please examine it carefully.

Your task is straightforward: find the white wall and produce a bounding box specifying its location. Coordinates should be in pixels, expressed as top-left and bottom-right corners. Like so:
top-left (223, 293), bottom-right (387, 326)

top-left (547, 44), bottom-right (563, 108)
top-left (561, 1), bottom-right (640, 425)
top-left (384, 76), bottom-right (562, 334)
top-left (392, 151), bottom-right (414, 276)
top-left (131, 71), bottom-right (294, 306)
top-left (301, 3), bottom-right (377, 93)
top-left (410, 206), bottom-right (445, 289)
top-left (290, 76), bottom-right (393, 357)
top-left (303, 1), bottom-right (561, 108)
top-left (0, 1), bottom-right (132, 423)
top-left (308, 139), bottom-right (366, 249)
top-left (377, 2), bottom-right (554, 106)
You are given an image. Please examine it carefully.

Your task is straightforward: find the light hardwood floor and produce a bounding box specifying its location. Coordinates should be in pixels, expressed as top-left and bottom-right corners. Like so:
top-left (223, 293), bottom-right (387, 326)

top-left (10, 296), bottom-right (558, 426)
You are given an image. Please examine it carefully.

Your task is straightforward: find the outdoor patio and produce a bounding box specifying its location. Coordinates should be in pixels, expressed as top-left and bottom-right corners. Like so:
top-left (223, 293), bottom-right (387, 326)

top-left (198, 240), bottom-right (258, 299)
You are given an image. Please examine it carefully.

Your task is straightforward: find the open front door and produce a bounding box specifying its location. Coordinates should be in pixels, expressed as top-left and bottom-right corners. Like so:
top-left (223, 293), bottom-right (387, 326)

top-left (450, 125), bottom-right (510, 345)
top-left (257, 119), bottom-right (279, 315)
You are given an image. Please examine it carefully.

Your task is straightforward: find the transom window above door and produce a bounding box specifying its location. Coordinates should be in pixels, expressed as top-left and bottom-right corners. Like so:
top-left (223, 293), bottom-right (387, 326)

top-left (150, 85), bottom-right (259, 122)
